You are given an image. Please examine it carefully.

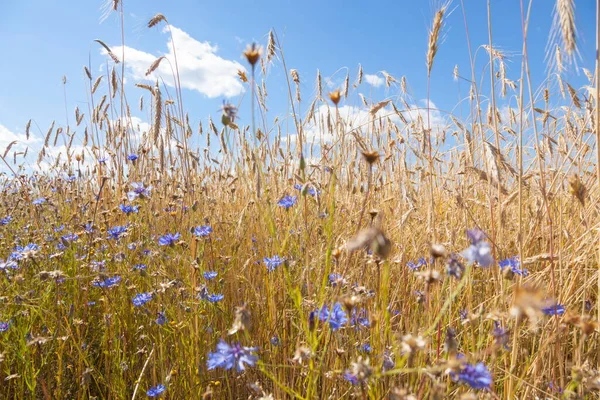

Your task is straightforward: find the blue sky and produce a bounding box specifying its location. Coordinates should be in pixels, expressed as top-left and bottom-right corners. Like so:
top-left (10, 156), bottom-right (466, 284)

top-left (0, 0), bottom-right (596, 170)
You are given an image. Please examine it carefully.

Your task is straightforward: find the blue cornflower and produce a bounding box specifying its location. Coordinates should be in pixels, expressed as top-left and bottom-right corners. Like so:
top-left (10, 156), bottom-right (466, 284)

top-left (318, 303), bottom-right (348, 331)
top-left (542, 304), bottom-right (565, 316)
top-left (127, 154), bottom-right (139, 162)
top-left (155, 312), bottom-right (167, 325)
top-left (382, 352), bottom-right (395, 371)
top-left (132, 292), bottom-right (153, 307)
top-left (10, 243), bottom-right (40, 260)
top-left (350, 308), bottom-right (370, 328)
top-left (134, 263), bottom-right (147, 271)
top-left (107, 225), bottom-right (128, 240)
top-left (263, 255), bottom-right (284, 272)
top-left (446, 254), bottom-right (465, 279)
top-left (270, 336), bottom-right (280, 346)
top-left (343, 371), bottom-right (359, 385)
top-left (360, 343), bottom-right (372, 353)
top-left (146, 384), bottom-right (166, 397)
top-left (0, 322), bottom-right (9, 332)
top-left (65, 175), bottom-right (77, 182)
top-left (206, 294), bottom-right (224, 303)
top-left (277, 195), bottom-right (297, 209)
top-left (0, 259), bottom-right (17, 270)
top-left (0, 216), bottom-right (12, 225)
top-left (206, 340), bottom-right (258, 372)
top-left (92, 275), bottom-right (122, 288)
top-left (193, 225), bottom-right (213, 237)
top-left (455, 362), bottom-right (492, 390)
top-left (294, 183), bottom-right (319, 197)
top-left (203, 271), bottom-right (218, 280)
top-left (328, 273), bottom-right (346, 286)
top-left (119, 204), bottom-right (139, 214)
top-left (84, 223), bottom-right (94, 233)
top-left (407, 257), bottom-right (429, 271)
top-left (61, 233), bottom-right (79, 243)
top-left (158, 233), bottom-right (181, 246)
top-left (54, 225), bottom-right (65, 232)
top-left (461, 228), bottom-right (494, 267)
top-left (493, 321), bottom-right (510, 350)
top-left (98, 157), bottom-right (108, 164)
top-left (127, 182), bottom-right (152, 201)
top-left (498, 256), bottom-right (528, 276)
top-left (197, 286), bottom-right (224, 303)
top-left (32, 198), bottom-right (46, 205)
top-left (90, 260), bottom-right (106, 271)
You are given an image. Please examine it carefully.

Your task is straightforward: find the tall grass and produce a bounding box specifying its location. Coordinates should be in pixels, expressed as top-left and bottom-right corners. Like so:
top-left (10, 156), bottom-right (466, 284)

top-left (0, 1), bottom-right (599, 398)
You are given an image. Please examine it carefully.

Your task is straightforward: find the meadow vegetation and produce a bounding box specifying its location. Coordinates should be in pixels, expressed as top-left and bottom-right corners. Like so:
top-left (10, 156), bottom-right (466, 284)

top-left (1, 0), bottom-right (600, 398)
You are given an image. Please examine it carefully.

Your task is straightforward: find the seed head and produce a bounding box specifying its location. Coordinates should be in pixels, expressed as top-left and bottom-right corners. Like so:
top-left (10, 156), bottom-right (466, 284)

top-left (328, 89), bottom-right (342, 106)
top-left (361, 151), bottom-right (380, 165)
top-left (244, 43), bottom-right (261, 67)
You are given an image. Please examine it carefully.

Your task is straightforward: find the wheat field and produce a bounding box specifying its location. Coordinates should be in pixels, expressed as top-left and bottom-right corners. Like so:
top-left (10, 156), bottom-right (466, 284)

top-left (1, 0), bottom-right (599, 399)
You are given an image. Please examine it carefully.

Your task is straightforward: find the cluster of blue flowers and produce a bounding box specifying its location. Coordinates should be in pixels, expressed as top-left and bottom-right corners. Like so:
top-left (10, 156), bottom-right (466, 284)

top-left (158, 232), bottom-right (181, 246)
top-left (207, 340), bottom-right (258, 371)
top-left (193, 225), bottom-right (213, 237)
top-left (277, 195), bottom-right (297, 209)
top-left (461, 228), bottom-right (494, 267)
top-left (132, 292), bottom-right (153, 307)
top-left (293, 183), bottom-right (320, 197)
top-left (263, 255), bottom-right (284, 272)
top-left (498, 256), bottom-right (528, 276)
top-left (92, 275), bottom-right (122, 288)
top-left (127, 182), bottom-right (152, 202)
top-left (315, 303), bottom-right (348, 331)
top-left (119, 204), bottom-right (139, 214)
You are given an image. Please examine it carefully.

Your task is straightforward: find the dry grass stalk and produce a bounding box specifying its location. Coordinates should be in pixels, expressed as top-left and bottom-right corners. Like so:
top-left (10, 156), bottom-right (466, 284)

top-left (148, 13), bottom-right (167, 28)
top-left (153, 83), bottom-right (162, 144)
top-left (95, 39), bottom-right (120, 64)
top-left (25, 119), bottom-right (31, 141)
top-left (426, 4), bottom-right (448, 76)
top-left (267, 30), bottom-right (276, 63)
top-left (355, 64), bottom-right (363, 87)
top-left (146, 56), bottom-right (166, 76)
top-left (552, 0), bottom-right (577, 59)
top-left (343, 72), bottom-right (349, 99)
top-left (111, 67), bottom-right (118, 98)
top-left (92, 76), bottom-right (103, 94)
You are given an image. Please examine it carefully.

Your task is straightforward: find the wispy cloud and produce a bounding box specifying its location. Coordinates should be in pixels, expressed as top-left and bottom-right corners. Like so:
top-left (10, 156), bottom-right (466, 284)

top-left (364, 73), bottom-right (384, 88)
top-left (104, 25), bottom-right (245, 98)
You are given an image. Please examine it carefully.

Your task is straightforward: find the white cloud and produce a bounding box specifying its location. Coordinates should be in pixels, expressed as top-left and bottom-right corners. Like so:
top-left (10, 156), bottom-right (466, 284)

top-left (283, 99), bottom-right (448, 152)
top-left (284, 104), bottom-right (392, 148)
top-left (0, 124), bottom-right (40, 152)
top-left (0, 124), bottom-right (41, 173)
top-left (364, 74), bottom-right (384, 88)
top-left (105, 25), bottom-right (245, 98)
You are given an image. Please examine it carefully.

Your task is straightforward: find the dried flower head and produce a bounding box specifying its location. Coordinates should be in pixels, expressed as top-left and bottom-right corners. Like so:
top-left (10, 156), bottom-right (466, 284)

top-left (346, 227), bottom-right (391, 259)
top-left (243, 43), bottom-right (261, 67)
top-left (292, 346), bottom-right (313, 364)
top-left (361, 151), bottom-right (380, 165)
top-left (568, 175), bottom-right (587, 206)
top-left (228, 304), bottom-right (251, 335)
top-left (401, 334), bottom-right (426, 355)
top-left (328, 89), bottom-right (342, 106)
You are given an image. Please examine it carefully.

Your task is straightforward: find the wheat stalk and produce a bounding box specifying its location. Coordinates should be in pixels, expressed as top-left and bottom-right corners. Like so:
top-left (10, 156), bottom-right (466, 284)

top-left (426, 4), bottom-right (448, 76)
